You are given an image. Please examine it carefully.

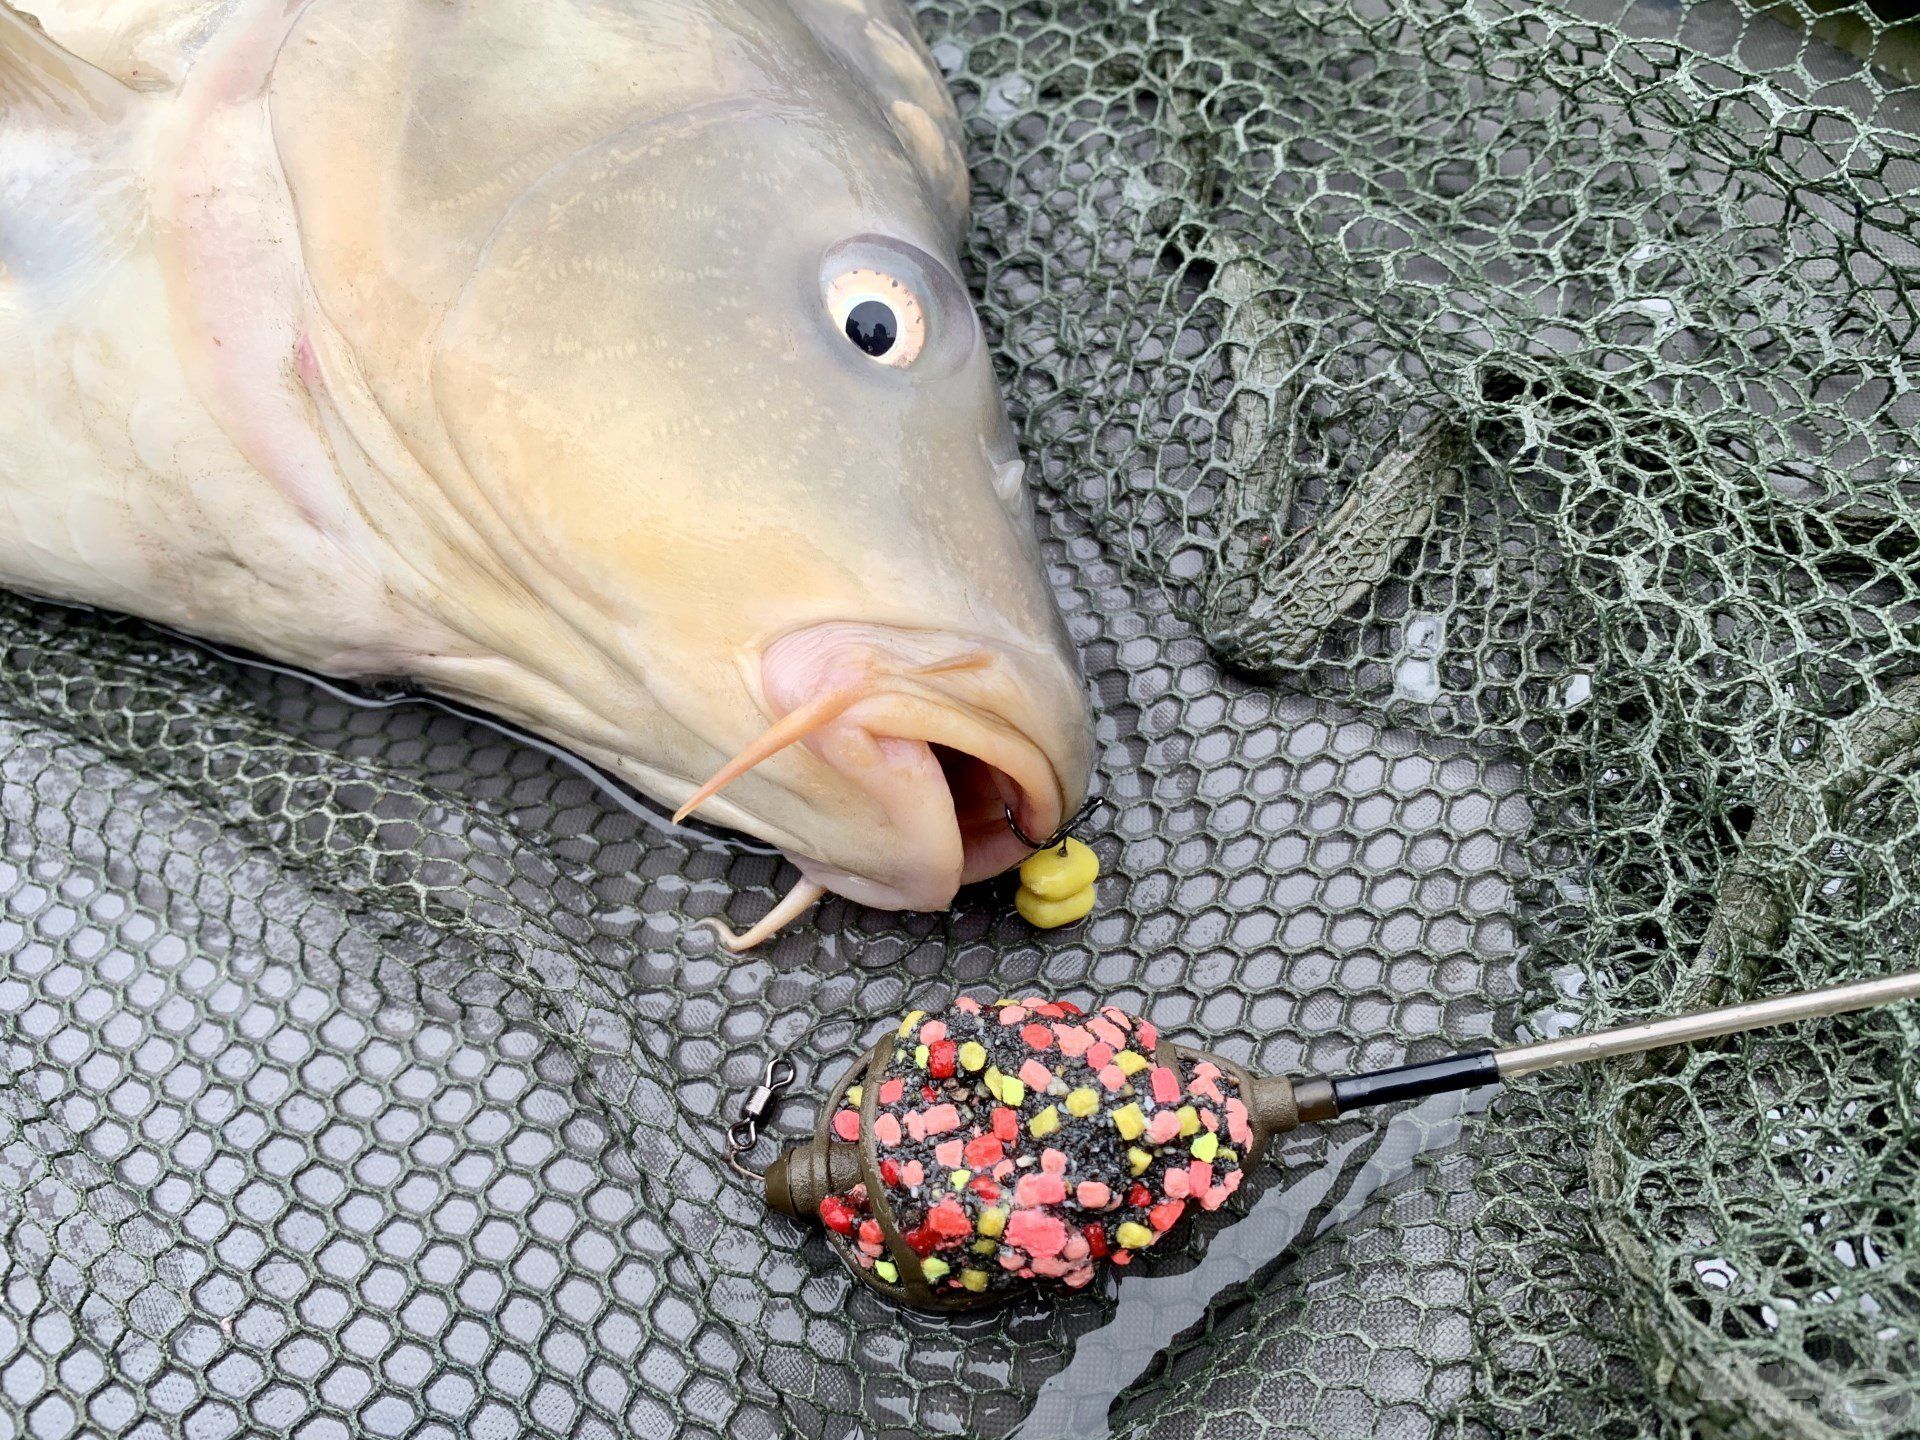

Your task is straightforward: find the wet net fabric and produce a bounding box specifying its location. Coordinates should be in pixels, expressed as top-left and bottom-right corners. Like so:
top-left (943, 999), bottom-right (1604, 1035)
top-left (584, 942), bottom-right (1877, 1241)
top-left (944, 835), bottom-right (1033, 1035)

top-left (2, 0), bottom-right (1919, 1435)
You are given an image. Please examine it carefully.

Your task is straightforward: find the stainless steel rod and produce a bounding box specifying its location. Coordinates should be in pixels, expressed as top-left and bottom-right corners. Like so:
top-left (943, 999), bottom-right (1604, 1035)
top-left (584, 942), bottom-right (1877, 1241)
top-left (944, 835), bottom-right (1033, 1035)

top-left (1494, 970), bottom-right (1920, 1079)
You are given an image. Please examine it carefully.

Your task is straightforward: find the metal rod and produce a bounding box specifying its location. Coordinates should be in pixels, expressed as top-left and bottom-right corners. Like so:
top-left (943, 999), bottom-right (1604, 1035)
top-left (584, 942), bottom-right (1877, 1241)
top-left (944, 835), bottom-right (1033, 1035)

top-left (1493, 969), bottom-right (1920, 1080)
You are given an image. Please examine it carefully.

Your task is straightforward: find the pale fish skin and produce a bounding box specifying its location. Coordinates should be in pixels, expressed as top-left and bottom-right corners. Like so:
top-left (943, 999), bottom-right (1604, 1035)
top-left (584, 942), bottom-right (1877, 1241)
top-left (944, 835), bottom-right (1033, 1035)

top-left (0, 0), bottom-right (1091, 942)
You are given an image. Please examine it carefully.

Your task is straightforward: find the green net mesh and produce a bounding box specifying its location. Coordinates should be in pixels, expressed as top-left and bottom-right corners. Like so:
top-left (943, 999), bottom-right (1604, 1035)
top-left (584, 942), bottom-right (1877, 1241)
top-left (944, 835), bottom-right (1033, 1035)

top-left (3, 0), bottom-right (1920, 1434)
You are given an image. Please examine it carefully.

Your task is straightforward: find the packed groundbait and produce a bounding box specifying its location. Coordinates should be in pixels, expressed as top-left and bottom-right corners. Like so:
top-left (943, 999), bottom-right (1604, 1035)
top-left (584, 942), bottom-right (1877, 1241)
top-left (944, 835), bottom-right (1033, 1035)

top-left (1, 0), bottom-right (1918, 1436)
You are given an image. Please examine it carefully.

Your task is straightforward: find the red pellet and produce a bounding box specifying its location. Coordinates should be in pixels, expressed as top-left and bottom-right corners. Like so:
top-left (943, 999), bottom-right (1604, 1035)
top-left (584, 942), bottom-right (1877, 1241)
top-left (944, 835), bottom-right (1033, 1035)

top-left (1083, 1223), bottom-right (1109, 1259)
top-left (1127, 1183), bottom-right (1151, 1209)
top-left (963, 1134), bottom-right (1004, 1169)
top-left (928, 1199), bottom-right (972, 1239)
top-left (1020, 1023), bottom-right (1054, 1050)
top-left (878, 1158), bottom-right (900, 1187)
top-left (992, 1107), bottom-right (1019, 1142)
top-left (928, 1039), bottom-right (957, 1079)
top-left (818, 1197), bottom-right (855, 1235)
top-left (904, 1223), bottom-right (940, 1257)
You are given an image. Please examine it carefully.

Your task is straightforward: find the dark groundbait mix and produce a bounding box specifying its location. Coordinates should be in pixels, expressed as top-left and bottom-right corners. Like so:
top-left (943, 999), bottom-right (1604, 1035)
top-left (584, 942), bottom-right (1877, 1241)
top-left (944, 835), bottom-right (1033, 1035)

top-left (820, 997), bottom-right (1248, 1298)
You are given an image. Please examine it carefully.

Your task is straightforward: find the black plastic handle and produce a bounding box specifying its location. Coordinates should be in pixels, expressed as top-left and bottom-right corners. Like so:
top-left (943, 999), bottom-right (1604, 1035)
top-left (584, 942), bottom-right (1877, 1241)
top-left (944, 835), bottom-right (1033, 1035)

top-left (1328, 1050), bottom-right (1501, 1114)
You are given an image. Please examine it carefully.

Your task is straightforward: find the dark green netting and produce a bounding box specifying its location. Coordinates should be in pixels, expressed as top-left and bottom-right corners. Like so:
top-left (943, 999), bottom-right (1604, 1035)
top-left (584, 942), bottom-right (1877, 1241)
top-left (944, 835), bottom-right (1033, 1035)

top-left (3, 0), bottom-right (1919, 1434)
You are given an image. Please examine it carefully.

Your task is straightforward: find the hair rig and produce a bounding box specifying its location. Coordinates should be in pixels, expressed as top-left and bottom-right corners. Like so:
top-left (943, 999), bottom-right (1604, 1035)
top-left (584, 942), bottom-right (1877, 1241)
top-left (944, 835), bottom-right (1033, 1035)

top-left (750, 971), bottom-right (1920, 1309)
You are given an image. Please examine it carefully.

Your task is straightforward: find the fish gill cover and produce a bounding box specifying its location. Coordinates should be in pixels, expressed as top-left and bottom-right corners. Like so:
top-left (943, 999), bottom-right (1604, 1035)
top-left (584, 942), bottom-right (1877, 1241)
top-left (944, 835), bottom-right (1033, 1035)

top-left (1, 0), bottom-right (1918, 1436)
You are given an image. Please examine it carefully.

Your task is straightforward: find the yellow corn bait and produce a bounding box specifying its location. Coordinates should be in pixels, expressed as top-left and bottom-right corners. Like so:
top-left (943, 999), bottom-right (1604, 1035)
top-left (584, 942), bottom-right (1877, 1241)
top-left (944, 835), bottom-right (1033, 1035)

top-left (1015, 837), bottom-right (1099, 928)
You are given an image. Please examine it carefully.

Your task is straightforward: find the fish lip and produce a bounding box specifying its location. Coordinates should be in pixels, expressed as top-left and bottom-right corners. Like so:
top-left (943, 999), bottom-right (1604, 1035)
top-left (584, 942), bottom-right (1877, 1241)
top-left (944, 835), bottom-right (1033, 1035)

top-left (837, 686), bottom-right (1064, 901)
top-left (748, 628), bottom-right (1079, 912)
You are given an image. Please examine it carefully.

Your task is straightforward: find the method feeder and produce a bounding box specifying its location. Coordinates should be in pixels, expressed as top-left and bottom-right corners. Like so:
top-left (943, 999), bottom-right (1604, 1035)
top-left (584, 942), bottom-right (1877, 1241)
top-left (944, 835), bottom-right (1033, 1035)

top-left (756, 970), bottom-right (1920, 1310)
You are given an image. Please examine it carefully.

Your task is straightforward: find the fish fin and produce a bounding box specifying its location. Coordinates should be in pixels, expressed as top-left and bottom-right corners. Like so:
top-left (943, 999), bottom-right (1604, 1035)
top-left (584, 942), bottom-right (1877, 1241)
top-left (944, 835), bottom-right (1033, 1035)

top-left (0, 2), bottom-right (134, 130)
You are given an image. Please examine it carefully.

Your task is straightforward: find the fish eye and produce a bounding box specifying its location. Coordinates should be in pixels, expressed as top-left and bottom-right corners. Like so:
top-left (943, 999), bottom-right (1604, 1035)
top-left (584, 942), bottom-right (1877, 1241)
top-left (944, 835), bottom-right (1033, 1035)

top-left (826, 267), bottom-right (927, 368)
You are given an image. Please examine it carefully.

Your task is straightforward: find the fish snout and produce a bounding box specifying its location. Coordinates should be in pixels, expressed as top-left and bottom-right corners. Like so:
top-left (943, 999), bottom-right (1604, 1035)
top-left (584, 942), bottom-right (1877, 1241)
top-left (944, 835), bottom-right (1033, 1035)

top-left (756, 622), bottom-right (1091, 911)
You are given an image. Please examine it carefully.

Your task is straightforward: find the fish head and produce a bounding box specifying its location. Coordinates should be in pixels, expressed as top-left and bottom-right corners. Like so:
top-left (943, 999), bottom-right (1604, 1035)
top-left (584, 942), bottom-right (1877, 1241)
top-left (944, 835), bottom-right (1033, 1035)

top-left (271, 9), bottom-right (1093, 915)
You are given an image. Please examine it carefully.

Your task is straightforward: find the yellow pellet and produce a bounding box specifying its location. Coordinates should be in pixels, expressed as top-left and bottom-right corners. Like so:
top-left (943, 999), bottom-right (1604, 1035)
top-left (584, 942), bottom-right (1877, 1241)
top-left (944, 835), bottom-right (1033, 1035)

top-left (1114, 1050), bottom-right (1149, 1076)
top-left (1128, 1146), bottom-right (1153, 1175)
top-left (1191, 1131), bottom-right (1220, 1162)
top-left (1029, 1105), bottom-right (1061, 1138)
top-left (1177, 1105), bottom-right (1201, 1138)
top-left (1112, 1102), bottom-right (1146, 1141)
top-left (1018, 837), bottom-right (1100, 900)
top-left (973, 1238), bottom-right (998, 1255)
top-left (1014, 885), bottom-right (1096, 929)
top-left (1000, 1078), bottom-right (1027, 1108)
top-left (977, 1207), bottom-right (1008, 1238)
top-left (874, 1260), bottom-right (899, 1283)
top-left (1114, 1222), bottom-right (1154, 1251)
top-left (961, 1269), bottom-right (990, 1293)
top-left (950, 1170), bottom-right (971, 1190)
top-left (959, 1041), bottom-right (988, 1072)
top-left (897, 1010), bottom-right (924, 1038)
top-left (1065, 1087), bottom-right (1100, 1118)
top-left (921, 1257), bottom-right (950, 1282)
top-left (846, 1086), bottom-right (862, 1106)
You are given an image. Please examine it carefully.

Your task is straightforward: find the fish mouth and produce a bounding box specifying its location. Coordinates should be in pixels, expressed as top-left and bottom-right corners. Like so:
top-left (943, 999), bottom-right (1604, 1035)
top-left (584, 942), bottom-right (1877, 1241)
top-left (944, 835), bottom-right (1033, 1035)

top-left (673, 622), bottom-right (1082, 934)
top-left (786, 683), bottom-right (1065, 910)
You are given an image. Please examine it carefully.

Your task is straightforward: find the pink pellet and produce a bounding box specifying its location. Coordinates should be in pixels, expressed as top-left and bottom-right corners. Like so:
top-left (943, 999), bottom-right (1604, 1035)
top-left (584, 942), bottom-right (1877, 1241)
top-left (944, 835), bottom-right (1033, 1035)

top-left (879, 1077), bottom-right (904, 1105)
top-left (1021, 1023), bottom-right (1053, 1050)
top-left (999, 1005), bottom-right (1028, 1026)
top-left (1226, 1097), bottom-right (1252, 1145)
top-left (1086, 1042), bottom-right (1114, 1071)
top-left (1076, 1181), bottom-right (1111, 1209)
top-left (1150, 1066), bottom-right (1182, 1105)
top-left (874, 1113), bottom-right (901, 1147)
top-left (922, 1103), bottom-right (961, 1135)
top-left (1163, 1168), bottom-right (1190, 1199)
top-left (1146, 1109), bottom-right (1182, 1145)
top-left (1040, 1147), bottom-right (1068, 1174)
top-left (1187, 1161), bottom-right (1213, 1196)
top-left (1062, 1232), bottom-right (1090, 1262)
top-left (933, 1139), bottom-right (964, 1168)
top-left (906, 1110), bottom-right (926, 1142)
top-left (1029, 1254), bottom-right (1071, 1277)
top-left (1088, 1017), bottom-right (1127, 1048)
top-left (918, 1019), bottom-right (947, 1045)
top-left (1004, 1210), bottom-right (1067, 1257)
top-left (1097, 1064), bottom-right (1127, 1092)
top-left (955, 996), bottom-right (982, 1014)
top-left (1054, 1025), bottom-right (1092, 1058)
top-left (1016, 1173), bottom-right (1066, 1207)
top-left (1136, 1021), bottom-right (1157, 1049)
top-left (1019, 1058), bottom-right (1053, 1092)
top-left (901, 1159), bottom-right (925, 1186)
top-left (1065, 1264), bottom-right (1097, 1288)
top-left (833, 1109), bottom-right (861, 1142)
